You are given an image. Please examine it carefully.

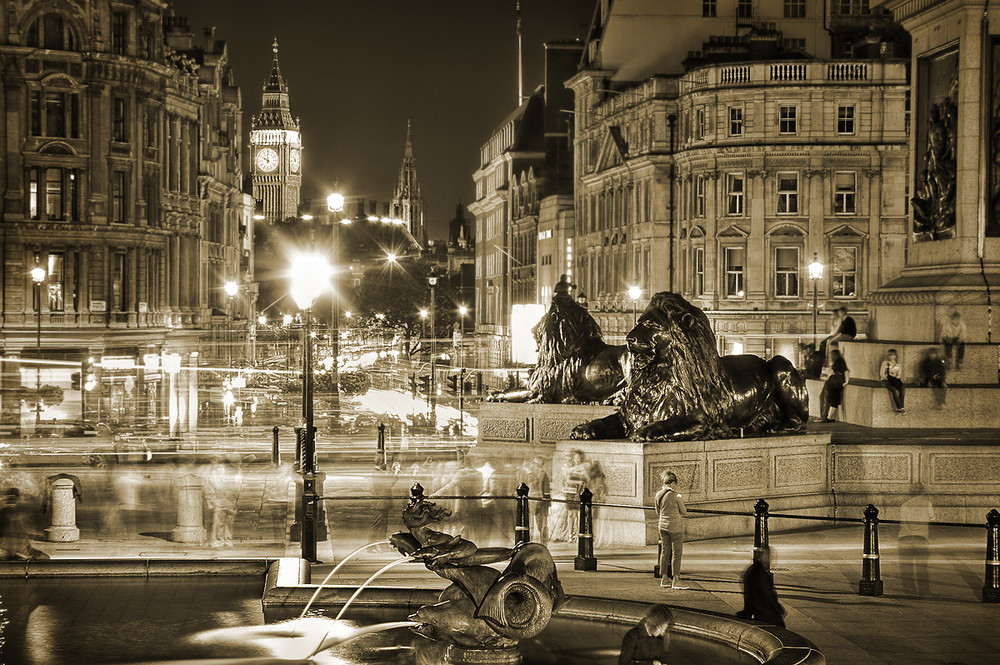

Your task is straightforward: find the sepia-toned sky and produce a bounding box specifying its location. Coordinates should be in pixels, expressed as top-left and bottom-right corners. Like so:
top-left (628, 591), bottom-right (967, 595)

top-left (170, 0), bottom-right (595, 238)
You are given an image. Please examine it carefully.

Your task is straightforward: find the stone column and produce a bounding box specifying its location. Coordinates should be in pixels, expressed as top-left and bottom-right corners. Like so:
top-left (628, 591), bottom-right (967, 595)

top-left (180, 122), bottom-right (190, 195)
top-left (171, 474), bottom-right (206, 543)
top-left (747, 170), bottom-right (766, 300)
top-left (44, 477), bottom-right (80, 542)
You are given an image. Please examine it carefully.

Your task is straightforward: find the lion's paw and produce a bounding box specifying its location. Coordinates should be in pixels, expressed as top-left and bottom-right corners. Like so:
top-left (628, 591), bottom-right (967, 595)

top-left (569, 423), bottom-right (595, 440)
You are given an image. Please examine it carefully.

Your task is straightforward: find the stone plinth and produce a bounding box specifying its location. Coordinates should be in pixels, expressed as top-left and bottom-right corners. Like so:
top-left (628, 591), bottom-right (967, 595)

top-left (171, 475), bottom-right (206, 543)
top-left (841, 340), bottom-right (999, 385)
top-left (44, 477), bottom-right (80, 542)
top-left (546, 433), bottom-right (832, 546)
top-left (475, 402), bottom-right (617, 464)
top-left (832, 442), bottom-right (1000, 524)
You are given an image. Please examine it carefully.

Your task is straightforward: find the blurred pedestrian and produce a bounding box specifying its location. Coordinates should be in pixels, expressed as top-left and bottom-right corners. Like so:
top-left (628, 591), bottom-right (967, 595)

top-left (0, 488), bottom-right (49, 560)
top-left (368, 454), bottom-right (401, 551)
top-left (822, 349), bottom-right (850, 422)
top-left (203, 457), bottom-right (240, 547)
top-left (736, 548), bottom-right (786, 628)
top-left (899, 484), bottom-right (935, 597)
top-left (618, 605), bottom-right (674, 665)
top-left (432, 454), bottom-right (483, 538)
top-left (879, 348), bottom-right (906, 413)
top-left (940, 310), bottom-right (967, 370)
top-left (919, 347), bottom-right (948, 407)
top-left (555, 449), bottom-right (590, 542)
top-left (655, 470), bottom-right (688, 589)
top-left (519, 456), bottom-right (551, 545)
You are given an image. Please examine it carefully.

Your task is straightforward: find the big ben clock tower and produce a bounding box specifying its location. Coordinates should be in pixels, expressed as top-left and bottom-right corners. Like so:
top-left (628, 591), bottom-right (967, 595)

top-left (251, 39), bottom-right (301, 222)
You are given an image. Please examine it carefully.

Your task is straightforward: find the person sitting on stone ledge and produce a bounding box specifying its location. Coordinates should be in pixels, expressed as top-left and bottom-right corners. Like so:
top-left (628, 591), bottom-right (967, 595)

top-left (618, 605), bottom-right (674, 665)
top-left (940, 310), bottom-right (967, 371)
top-left (879, 349), bottom-right (906, 414)
top-left (919, 347), bottom-right (948, 407)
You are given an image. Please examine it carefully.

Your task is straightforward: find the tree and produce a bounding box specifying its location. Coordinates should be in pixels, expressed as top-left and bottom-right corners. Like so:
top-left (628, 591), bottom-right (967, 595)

top-left (349, 259), bottom-right (458, 341)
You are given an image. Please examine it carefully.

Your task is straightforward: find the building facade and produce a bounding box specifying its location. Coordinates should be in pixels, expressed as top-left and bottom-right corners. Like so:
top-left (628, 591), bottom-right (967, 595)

top-left (0, 3), bottom-right (248, 433)
top-left (568, 1), bottom-right (909, 360)
top-left (389, 120), bottom-right (426, 247)
top-left (250, 39), bottom-right (301, 223)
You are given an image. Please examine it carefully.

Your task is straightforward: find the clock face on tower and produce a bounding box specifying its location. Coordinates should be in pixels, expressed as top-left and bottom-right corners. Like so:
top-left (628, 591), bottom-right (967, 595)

top-left (289, 149), bottom-right (301, 173)
top-left (255, 147), bottom-right (278, 172)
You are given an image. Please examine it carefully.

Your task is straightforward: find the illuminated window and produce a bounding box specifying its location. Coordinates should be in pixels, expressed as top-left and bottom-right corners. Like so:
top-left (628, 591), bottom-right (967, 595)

top-left (724, 247), bottom-right (745, 298)
top-left (774, 247), bottom-right (799, 297)
top-left (694, 247), bottom-right (705, 296)
top-left (834, 172), bottom-right (856, 214)
top-left (729, 106), bottom-right (743, 137)
top-left (112, 252), bottom-right (126, 311)
top-left (694, 175), bottom-right (706, 217)
top-left (777, 173), bottom-right (799, 214)
top-left (727, 174), bottom-right (745, 215)
top-left (832, 246), bottom-right (858, 298)
top-left (47, 252), bottom-right (65, 311)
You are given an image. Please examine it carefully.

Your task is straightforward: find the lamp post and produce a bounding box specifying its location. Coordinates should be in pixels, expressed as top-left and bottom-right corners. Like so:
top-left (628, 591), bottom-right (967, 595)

top-left (808, 253), bottom-right (824, 349)
top-left (628, 285), bottom-right (642, 327)
top-left (290, 252), bottom-right (332, 563)
top-left (326, 191), bottom-right (345, 427)
top-left (224, 281), bottom-right (238, 367)
top-left (419, 309), bottom-right (428, 351)
top-left (30, 266), bottom-right (45, 428)
top-left (427, 268), bottom-right (438, 361)
top-left (458, 305), bottom-right (468, 436)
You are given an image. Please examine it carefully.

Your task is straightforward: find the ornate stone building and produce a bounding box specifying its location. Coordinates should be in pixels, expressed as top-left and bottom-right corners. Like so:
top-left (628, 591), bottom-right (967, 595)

top-left (0, 3), bottom-right (249, 433)
top-left (389, 120), bottom-right (425, 247)
top-left (250, 39), bottom-right (300, 223)
top-left (568, 1), bottom-right (909, 361)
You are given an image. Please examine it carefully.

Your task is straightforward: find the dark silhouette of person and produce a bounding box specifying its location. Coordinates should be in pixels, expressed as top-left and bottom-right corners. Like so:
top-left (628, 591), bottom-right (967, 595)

top-left (0, 488), bottom-right (50, 560)
top-left (919, 347), bottom-right (948, 407)
top-left (822, 349), bottom-right (850, 421)
top-left (899, 485), bottom-right (934, 597)
top-left (736, 548), bottom-right (786, 628)
top-left (618, 604), bottom-right (674, 665)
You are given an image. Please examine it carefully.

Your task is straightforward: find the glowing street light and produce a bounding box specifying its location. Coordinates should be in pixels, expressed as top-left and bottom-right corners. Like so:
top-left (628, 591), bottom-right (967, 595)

top-left (257, 314), bottom-right (267, 326)
top-left (808, 253), bottom-right (825, 345)
top-left (30, 266), bottom-right (45, 427)
top-left (386, 252), bottom-right (398, 264)
top-left (326, 192), bottom-right (345, 213)
top-left (419, 309), bottom-right (429, 319)
top-left (628, 285), bottom-right (642, 325)
top-left (282, 314), bottom-right (293, 326)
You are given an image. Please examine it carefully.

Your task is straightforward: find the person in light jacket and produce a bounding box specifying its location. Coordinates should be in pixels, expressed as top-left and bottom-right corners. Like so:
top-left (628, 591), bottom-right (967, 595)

top-left (654, 471), bottom-right (688, 589)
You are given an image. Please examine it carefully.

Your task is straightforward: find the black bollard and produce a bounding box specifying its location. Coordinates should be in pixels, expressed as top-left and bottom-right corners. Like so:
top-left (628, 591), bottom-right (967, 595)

top-left (271, 425), bottom-right (280, 465)
top-left (574, 487), bottom-right (597, 571)
top-left (376, 422), bottom-right (387, 468)
top-left (515, 482), bottom-right (530, 545)
top-left (753, 499), bottom-right (770, 567)
top-left (653, 540), bottom-right (662, 578)
top-left (983, 509), bottom-right (1000, 603)
top-left (859, 503), bottom-right (884, 596)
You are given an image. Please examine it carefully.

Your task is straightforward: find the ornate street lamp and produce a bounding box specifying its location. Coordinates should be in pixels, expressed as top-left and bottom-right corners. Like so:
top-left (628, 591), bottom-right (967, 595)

top-left (224, 281), bottom-right (239, 366)
top-left (628, 285), bottom-right (642, 326)
top-left (427, 268), bottom-right (439, 423)
top-left (289, 252), bottom-right (331, 563)
top-left (808, 253), bottom-right (824, 348)
top-left (326, 190), bottom-right (344, 426)
top-left (30, 266), bottom-right (46, 428)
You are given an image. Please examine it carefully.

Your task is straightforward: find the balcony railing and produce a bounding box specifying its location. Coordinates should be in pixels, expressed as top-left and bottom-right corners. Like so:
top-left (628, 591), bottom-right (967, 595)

top-left (681, 60), bottom-right (905, 93)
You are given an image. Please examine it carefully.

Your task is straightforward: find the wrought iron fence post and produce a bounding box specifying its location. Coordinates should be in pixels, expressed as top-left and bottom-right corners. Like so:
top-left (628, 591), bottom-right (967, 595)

top-left (377, 422), bottom-right (387, 468)
top-left (574, 487), bottom-right (597, 571)
top-left (983, 509), bottom-right (1000, 603)
top-left (515, 482), bottom-right (530, 545)
top-left (753, 499), bottom-right (770, 567)
top-left (859, 503), bottom-right (884, 596)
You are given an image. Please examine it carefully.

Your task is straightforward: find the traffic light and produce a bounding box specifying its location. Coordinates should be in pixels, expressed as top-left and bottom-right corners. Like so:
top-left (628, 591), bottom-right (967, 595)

top-left (82, 356), bottom-right (98, 392)
top-left (447, 374), bottom-right (458, 394)
top-left (71, 372), bottom-right (81, 391)
top-left (418, 374), bottom-right (431, 393)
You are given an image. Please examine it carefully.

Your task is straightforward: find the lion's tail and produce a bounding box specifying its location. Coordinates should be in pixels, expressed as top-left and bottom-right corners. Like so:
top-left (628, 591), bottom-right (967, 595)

top-left (768, 355), bottom-right (810, 426)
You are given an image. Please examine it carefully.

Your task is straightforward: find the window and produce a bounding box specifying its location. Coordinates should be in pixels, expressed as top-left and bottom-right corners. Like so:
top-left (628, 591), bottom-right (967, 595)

top-left (703, 0), bottom-right (717, 17)
top-left (45, 168), bottom-right (62, 220)
top-left (725, 247), bottom-right (746, 298)
top-left (781, 38), bottom-right (806, 50)
top-left (111, 171), bottom-right (127, 223)
top-left (834, 172), bottom-right (857, 214)
top-left (694, 247), bottom-right (705, 296)
top-left (777, 173), bottom-right (799, 214)
top-left (694, 175), bottom-right (706, 217)
top-left (832, 246), bottom-right (858, 298)
top-left (774, 247), bottom-right (799, 297)
top-left (28, 167), bottom-right (77, 220)
top-left (837, 105), bottom-right (855, 134)
top-left (727, 174), bottom-right (745, 215)
top-left (779, 105), bottom-right (797, 134)
top-left (47, 252), bottom-right (65, 311)
top-left (111, 12), bottom-right (128, 55)
top-left (112, 97), bottom-right (128, 142)
top-left (26, 13), bottom-right (77, 50)
top-left (737, 0), bottom-right (753, 19)
top-left (695, 108), bottom-right (707, 139)
top-left (28, 169), bottom-right (39, 220)
top-left (30, 89), bottom-right (80, 138)
top-left (729, 106), bottom-right (743, 137)
top-left (784, 0), bottom-right (806, 18)
top-left (111, 252), bottom-right (126, 311)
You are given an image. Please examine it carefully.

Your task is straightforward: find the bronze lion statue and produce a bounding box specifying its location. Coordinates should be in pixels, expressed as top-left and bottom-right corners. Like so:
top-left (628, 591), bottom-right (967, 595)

top-left (571, 292), bottom-right (809, 442)
top-left (487, 276), bottom-right (628, 404)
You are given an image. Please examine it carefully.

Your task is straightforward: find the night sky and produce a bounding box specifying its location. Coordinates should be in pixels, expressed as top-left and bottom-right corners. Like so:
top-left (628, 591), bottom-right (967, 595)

top-left (170, 0), bottom-right (595, 239)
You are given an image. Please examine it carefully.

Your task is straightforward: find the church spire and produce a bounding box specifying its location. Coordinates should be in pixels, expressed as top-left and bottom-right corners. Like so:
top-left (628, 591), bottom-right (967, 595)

top-left (404, 119), bottom-right (413, 159)
top-left (264, 37), bottom-right (288, 94)
top-left (391, 121), bottom-right (425, 246)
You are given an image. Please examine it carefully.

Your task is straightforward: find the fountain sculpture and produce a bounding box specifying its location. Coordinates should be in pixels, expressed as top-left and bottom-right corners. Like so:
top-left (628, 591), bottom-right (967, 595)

top-left (389, 483), bottom-right (565, 663)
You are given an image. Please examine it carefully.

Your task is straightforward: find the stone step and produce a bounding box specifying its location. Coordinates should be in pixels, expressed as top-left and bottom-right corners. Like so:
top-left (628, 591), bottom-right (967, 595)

top-left (843, 381), bottom-right (1000, 428)
top-left (840, 340), bottom-right (999, 385)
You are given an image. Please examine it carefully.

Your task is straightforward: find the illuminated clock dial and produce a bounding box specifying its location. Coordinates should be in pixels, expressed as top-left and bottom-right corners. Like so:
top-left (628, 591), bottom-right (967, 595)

top-left (289, 148), bottom-right (301, 172)
top-left (255, 147), bottom-right (278, 172)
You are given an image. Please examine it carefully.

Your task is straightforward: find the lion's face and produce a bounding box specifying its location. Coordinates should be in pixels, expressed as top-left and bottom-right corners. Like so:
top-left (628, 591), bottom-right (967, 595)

top-left (626, 306), bottom-right (698, 370)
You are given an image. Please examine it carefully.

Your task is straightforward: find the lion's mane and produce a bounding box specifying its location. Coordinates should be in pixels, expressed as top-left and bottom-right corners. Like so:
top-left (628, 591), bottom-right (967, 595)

top-left (527, 292), bottom-right (606, 403)
top-left (620, 292), bottom-right (736, 438)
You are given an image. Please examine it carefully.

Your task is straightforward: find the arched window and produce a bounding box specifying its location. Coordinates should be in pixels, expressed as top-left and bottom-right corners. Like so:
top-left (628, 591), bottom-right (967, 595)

top-left (26, 13), bottom-right (78, 51)
top-left (29, 77), bottom-right (81, 139)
